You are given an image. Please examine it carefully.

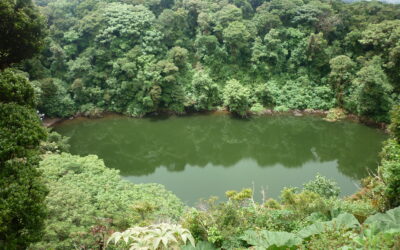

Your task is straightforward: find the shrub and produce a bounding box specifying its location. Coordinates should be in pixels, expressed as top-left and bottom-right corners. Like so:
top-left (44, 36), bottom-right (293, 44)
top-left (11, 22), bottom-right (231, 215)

top-left (79, 103), bottom-right (104, 118)
top-left (324, 108), bottom-right (347, 122)
top-left (267, 78), bottom-right (334, 111)
top-left (40, 130), bottom-right (70, 153)
top-left (303, 228), bottom-right (357, 249)
top-left (280, 188), bottom-right (330, 217)
top-left (33, 153), bottom-right (184, 249)
top-left (349, 176), bottom-right (387, 213)
top-left (303, 174), bottom-right (341, 198)
top-left (223, 79), bottom-right (251, 117)
top-left (250, 103), bottom-right (265, 115)
top-left (389, 105), bottom-right (400, 142)
top-left (191, 70), bottom-right (220, 111)
top-left (379, 139), bottom-right (400, 208)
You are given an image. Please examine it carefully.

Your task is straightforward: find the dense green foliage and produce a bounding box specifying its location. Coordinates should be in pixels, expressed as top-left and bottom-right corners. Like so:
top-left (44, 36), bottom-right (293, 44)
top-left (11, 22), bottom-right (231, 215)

top-left (22, 0), bottom-right (400, 121)
top-left (223, 79), bottom-right (251, 116)
top-left (380, 107), bottom-right (400, 209)
top-left (303, 174), bottom-right (340, 198)
top-left (0, 0), bottom-right (45, 69)
top-left (0, 71), bottom-right (48, 248)
top-left (0, 69), bottom-right (36, 107)
top-left (0, 10), bottom-right (49, 245)
top-left (389, 105), bottom-right (400, 142)
top-left (40, 128), bottom-right (71, 153)
top-left (33, 78), bottom-right (75, 117)
top-left (33, 153), bottom-right (184, 249)
top-left (182, 187), bottom-right (400, 249)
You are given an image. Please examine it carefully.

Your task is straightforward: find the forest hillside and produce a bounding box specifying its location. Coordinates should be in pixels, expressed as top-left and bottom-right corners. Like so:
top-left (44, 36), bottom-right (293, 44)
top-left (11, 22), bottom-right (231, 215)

top-left (19, 0), bottom-right (400, 120)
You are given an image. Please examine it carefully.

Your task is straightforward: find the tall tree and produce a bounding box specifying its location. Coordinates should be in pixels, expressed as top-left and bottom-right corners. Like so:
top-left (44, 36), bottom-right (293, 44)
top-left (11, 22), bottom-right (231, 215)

top-left (0, 0), bottom-right (48, 247)
top-left (0, 70), bottom-right (48, 249)
top-left (0, 0), bottom-right (45, 69)
top-left (352, 58), bottom-right (393, 121)
top-left (360, 20), bottom-right (400, 90)
top-left (329, 55), bottom-right (356, 107)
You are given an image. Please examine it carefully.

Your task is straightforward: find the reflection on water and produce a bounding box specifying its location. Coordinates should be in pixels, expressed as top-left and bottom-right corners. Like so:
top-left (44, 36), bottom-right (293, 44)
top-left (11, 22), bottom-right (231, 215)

top-left (55, 114), bottom-right (386, 204)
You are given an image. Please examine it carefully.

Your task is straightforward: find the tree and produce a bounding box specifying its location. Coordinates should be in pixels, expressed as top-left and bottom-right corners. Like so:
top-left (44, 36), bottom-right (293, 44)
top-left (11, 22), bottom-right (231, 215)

top-left (265, 0), bottom-right (304, 25)
top-left (222, 21), bottom-right (252, 57)
top-left (0, 2), bottom-right (48, 240)
top-left (95, 3), bottom-right (155, 53)
top-left (223, 79), bottom-right (250, 117)
top-left (157, 8), bottom-right (190, 47)
top-left (0, 102), bottom-right (48, 249)
top-left (0, 102), bottom-right (46, 161)
top-left (214, 4), bottom-right (243, 32)
top-left (360, 20), bottom-right (400, 90)
top-left (253, 11), bottom-right (282, 37)
top-left (191, 70), bottom-right (220, 111)
top-left (35, 78), bottom-right (75, 117)
top-left (292, 1), bottom-right (335, 33)
top-left (352, 59), bottom-right (393, 121)
top-left (194, 34), bottom-right (220, 62)
top-left (0, 69), bottom-right (35, 107)
top-left (306, 32), bottom-right (329, 73)
top-left (262, 29), bottom-right (288, 72)
top-left (168, 46), bottom-right (189, 70)
top-left (329, 55), bottom-right (356, 107)
top-left (156, 60), bottom-right (186, 113)
top-left (0, 0), bottom-right (45, 69)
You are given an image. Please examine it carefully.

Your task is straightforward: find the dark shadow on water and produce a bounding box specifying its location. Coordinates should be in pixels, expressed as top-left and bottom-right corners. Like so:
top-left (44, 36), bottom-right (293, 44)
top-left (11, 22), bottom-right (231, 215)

top-left (146, 113), bottom-right (171, 122)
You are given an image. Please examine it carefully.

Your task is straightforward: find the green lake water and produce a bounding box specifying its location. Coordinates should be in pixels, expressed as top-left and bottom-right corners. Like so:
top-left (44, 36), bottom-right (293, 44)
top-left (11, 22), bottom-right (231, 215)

top-left (54, 114), bottom-right (387, 205)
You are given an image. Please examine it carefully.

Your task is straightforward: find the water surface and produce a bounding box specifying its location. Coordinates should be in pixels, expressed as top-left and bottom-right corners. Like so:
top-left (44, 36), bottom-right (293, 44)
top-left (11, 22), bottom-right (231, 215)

top-left (54, 114), bottom-right (386, 204)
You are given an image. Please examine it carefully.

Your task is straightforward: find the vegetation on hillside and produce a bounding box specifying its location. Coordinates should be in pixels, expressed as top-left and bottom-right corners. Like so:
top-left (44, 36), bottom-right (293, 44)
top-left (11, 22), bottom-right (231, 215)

top-left (19, 0), bottom-right (400, 120)
top-left (1, 0), bottom-right (400, 249)
top-left (32, 153), bottom-right (184, 249)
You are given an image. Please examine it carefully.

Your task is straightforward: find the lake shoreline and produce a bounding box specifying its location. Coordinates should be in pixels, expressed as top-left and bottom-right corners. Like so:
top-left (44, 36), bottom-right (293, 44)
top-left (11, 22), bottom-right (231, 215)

top-left (53, 112), bottom-right (387, 204)
top-left (43, 108), bottom-right (388, 131)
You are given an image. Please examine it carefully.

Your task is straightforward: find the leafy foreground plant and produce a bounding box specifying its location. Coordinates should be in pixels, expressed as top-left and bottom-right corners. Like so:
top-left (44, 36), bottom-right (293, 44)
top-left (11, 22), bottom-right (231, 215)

top-left (297, 213), bottom-right (360, 239)
top-left (351, 206), bottom-right (400, 249)
top-left (240, 208), bottom-right (400, 250)
top-left (241, 230), bottom-right (302, 250)
top-left (182, 171), bottom-right (400, 249)
top-left (240, 213), bottom-right (358, 249)
top-left (107, 223), bottom-right (195, 250)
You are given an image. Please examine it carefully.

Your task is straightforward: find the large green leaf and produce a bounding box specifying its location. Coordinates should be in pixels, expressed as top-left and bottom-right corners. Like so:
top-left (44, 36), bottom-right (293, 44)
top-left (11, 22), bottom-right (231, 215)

top-left (364, 206), bottom-right (400, 234)
top-left (241, 230), bottom-right (302, 250)
top-left (298, 213), bottom-right (360, 239)
top-left (181, 241), bottom-right (217, 250)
